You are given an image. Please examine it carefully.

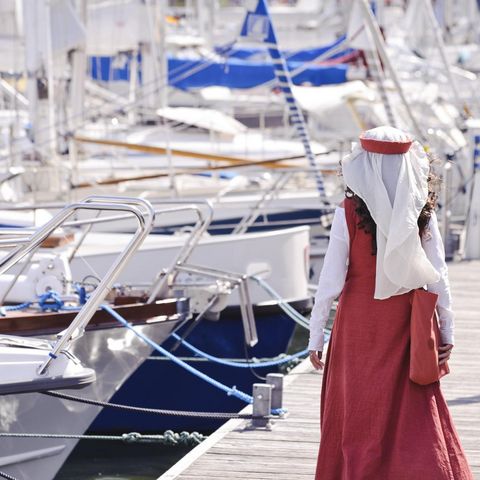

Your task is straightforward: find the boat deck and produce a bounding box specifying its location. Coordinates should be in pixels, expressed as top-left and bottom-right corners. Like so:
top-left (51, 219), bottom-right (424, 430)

top-left (159, 260), bottom-right (480, 480)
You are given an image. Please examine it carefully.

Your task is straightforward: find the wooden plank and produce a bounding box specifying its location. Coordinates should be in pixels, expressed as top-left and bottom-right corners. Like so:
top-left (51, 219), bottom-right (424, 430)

top-left (159, 260), bottom-right (480, 480)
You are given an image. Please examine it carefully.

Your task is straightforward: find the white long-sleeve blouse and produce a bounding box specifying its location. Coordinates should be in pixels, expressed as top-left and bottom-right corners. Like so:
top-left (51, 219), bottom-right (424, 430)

top-left (308, 206), bottom-right (454, 352)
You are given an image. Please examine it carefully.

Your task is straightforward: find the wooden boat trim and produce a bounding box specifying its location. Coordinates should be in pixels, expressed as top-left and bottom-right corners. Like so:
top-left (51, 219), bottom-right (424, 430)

top-left (0, 298), bottom-right (189, 337)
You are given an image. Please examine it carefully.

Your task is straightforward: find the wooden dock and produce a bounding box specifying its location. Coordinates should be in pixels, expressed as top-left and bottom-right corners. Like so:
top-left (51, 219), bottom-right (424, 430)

top-left (159, 260), bottom-right (480, 480)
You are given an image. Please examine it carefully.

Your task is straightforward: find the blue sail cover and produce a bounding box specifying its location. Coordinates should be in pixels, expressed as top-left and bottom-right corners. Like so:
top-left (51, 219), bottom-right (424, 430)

top-left (168, 56), bottom-right (347, 89)
top-left (89, 54), bottom-right (138, 83)
top-left (89, 54), bottom-right (348, 89)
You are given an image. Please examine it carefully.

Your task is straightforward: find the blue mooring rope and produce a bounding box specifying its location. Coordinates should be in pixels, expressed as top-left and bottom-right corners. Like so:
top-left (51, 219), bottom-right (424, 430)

top-left (0, 285), bottom-right (319, 417)
top-left (38, 290), bottom-right (83, 312)
top-left (0, 289), bottom-right (84, 316)
top-left (0, 301), bottom-right (33, 316)
top-left (169, 332), bottom-right (309, 368)
top-left (101, 304), bottom-right (287, 416)
top-left (169, 329), bottom-right (331, 368)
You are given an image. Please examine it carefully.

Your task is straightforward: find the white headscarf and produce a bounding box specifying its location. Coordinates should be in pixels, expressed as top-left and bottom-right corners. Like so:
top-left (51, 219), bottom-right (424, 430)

top-left (342, 126), bottom-right (441, 300)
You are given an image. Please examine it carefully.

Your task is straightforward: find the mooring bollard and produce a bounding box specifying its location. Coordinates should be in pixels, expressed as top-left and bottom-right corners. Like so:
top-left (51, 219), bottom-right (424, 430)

top-left (251, 383), bottom-right (273, 428)
top-left (266, 373), bottom-right (284, 410)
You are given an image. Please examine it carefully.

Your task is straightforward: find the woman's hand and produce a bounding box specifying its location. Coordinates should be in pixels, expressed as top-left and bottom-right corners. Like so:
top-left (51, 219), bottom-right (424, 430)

top-left (309, 350), bottom-right (324, 370)
top-left (438, 344), bottom-right (453, 365)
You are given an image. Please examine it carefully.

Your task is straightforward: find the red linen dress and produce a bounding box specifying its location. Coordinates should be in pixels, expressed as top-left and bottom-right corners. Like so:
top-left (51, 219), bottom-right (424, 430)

top-left (315, 197), bottom-right (473, 480)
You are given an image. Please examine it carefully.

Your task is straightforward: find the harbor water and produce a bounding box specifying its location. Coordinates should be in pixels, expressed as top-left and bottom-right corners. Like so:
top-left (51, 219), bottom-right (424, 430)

top-left (55, 442), bottom-right (193, 480)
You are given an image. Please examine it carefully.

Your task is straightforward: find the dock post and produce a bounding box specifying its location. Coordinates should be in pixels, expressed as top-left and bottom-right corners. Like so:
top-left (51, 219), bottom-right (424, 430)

top-left (266, 373), bottom-right (284, 411)
top-left (252, 383), bottom-right (273, 428)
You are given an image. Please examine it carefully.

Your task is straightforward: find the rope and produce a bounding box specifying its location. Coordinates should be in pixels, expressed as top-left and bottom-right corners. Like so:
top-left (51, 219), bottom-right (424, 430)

top-left (0, 472), bottom-right (17, 480)
top-left (0, 290), bottom-right (83, 316)
top-left (169, 332), bottom-right (309, 368)
top-left (0, 301), bottom-right (32, 316)
top-left (100, 305), bottom-right (287, 416)
top-left (43, 391), bottom-right (254, 419)
top-left (279, 356), bottom-right (305, 374)
top-left (75, 284), bottom-right (87, 305)
top-left (0, 430), bottom-right (206, 446)
top-left (38, 291), bottom-right (83, 312)
top-left (251, 276), bottom-right (310, 329)
top-left (38, 291), bottom-right (65, 312)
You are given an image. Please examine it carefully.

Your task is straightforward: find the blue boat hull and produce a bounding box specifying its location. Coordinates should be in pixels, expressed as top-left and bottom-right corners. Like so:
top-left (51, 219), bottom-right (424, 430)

top-left (90, 300), bottom-right (310, 433)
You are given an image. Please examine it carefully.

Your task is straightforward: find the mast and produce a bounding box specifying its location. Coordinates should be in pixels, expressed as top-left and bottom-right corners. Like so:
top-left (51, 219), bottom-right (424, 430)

top-left (197, 0), bottom-right (216, 51)
top-left (357, 0), bottom-right (426, 142)
top-left (23, 0), bottom-right (57, 158)
top-left (464, 125), bottom-right (480, 259)
top-left (420, 0), bottom-right (467, 117)
top-left (140, 0), bottom-right (163, 117)
top-left (21, 0), bottom-right (63, 201)
top-left (68, 0), bottom-right (87, 195)
top-left (239, 0), bottom-right (328, 204)
top-left (156, 0), bottom-right (168, 110)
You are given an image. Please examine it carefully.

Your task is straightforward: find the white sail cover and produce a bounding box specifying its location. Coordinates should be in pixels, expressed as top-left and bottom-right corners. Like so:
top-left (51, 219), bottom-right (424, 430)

top-left (342, 126), bottom-right (441, 299)
top-left (346, 0), bottom-right (373, 51)
top-left (0, 1), bottom-right (24, 72)
top-left (50, 0), bottom-right (86, 55)
top-left (86, 0), bottom-right (150, 55)
top-left (0, 0), bottom-right (85, 73)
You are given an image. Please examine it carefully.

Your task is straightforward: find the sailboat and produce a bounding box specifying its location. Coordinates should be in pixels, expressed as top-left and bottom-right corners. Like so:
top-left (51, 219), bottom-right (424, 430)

top-left (0, 196), bottom-right (192, 480)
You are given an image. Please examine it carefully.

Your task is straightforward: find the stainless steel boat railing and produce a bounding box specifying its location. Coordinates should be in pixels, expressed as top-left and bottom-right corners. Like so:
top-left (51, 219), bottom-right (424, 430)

top-left (0, 197), bottom-right (259, 351)
top-left (0, 196), bottom-right (155, 375)
top-left (0, 199), bottom-right (213, 296)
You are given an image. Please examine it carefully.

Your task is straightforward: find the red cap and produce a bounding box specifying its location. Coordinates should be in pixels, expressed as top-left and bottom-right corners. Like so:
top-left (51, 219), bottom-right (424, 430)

top-left (359, 135), bottom-right (413, 154)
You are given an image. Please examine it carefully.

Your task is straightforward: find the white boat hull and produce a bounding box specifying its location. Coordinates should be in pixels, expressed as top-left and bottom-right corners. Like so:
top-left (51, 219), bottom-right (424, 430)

top-left (0, 319), bottom-right (181, 480)
top-left (69, 226), bottom-right (311, 306)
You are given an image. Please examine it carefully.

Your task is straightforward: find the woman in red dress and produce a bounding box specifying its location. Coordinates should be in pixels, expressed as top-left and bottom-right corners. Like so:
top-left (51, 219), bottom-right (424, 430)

top-left (308, 126), bottom-right (473, 479)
